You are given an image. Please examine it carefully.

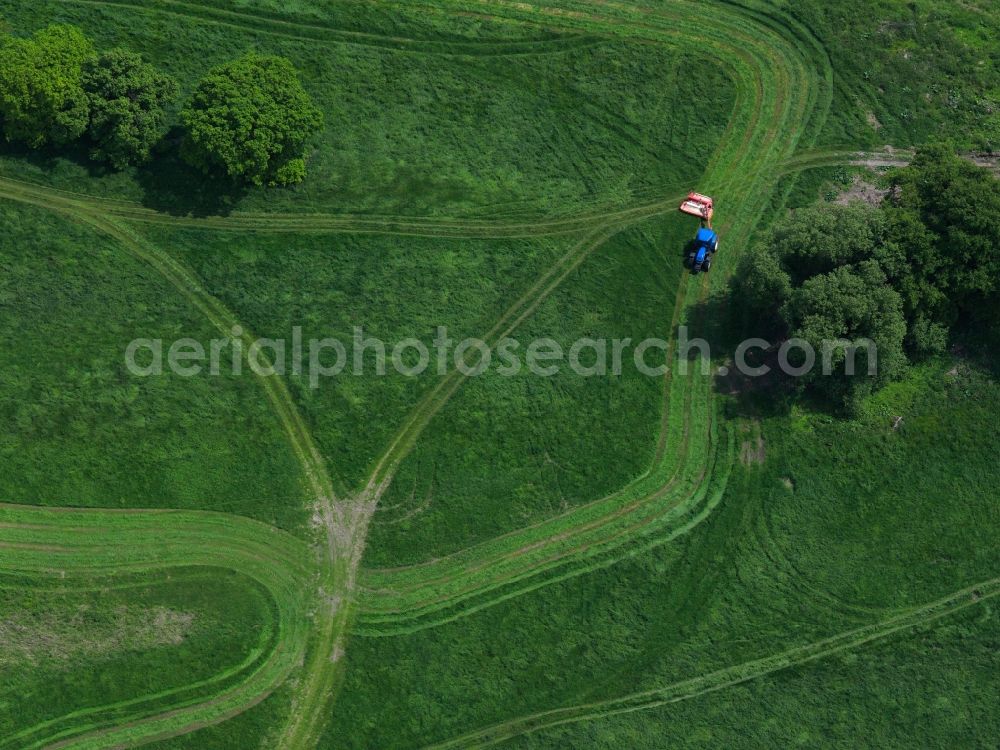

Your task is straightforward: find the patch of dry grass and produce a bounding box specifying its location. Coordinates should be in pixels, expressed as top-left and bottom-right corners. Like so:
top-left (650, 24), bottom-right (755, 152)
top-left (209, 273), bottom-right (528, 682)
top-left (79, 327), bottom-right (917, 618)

top-left (0, 605), bottom-right (195, 669)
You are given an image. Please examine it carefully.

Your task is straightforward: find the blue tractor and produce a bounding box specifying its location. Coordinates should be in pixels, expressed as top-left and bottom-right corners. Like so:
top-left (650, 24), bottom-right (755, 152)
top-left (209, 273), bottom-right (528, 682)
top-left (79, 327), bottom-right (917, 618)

top-left (679, 192), bottom-right (719, 273)
top-left (687, 227), bottom-right (719, 273)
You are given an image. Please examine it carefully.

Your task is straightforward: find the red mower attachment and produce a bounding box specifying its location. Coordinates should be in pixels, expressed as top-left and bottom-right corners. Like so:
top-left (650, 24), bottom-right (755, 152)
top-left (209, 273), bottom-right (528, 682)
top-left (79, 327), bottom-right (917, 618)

top-left (679, 192), bottom-right (714, 223)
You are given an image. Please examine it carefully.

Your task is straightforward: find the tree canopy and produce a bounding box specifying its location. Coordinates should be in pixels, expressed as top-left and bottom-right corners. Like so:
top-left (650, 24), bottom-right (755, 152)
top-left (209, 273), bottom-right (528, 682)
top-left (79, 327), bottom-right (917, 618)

top-left (0, 24), bottom-right (95, 147)
top-left (733, 146), bottom-right (1000, 411)
top-left (82, 49), bottom-right (178, 169)
top-left (884, 143), bottom-right (1000, 328)
top-left (783, 260), bottom-right (908, 408)
top-left (1, 25), bottom-right (322, 187)
top-left (735, 209), bottom-right (908, 411)
top-left (180, 54), bottom-right (323, 186)
top-left (768, 202), bottom-right (895, 285)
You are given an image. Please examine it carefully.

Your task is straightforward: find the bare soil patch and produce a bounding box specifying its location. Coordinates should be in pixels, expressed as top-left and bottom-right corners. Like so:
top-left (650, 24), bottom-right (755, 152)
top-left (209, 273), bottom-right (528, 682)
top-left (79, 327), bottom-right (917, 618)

top-left (835, 176), bottom-right (890, 207)
top-left (740, 435), bottom-right (767, 466)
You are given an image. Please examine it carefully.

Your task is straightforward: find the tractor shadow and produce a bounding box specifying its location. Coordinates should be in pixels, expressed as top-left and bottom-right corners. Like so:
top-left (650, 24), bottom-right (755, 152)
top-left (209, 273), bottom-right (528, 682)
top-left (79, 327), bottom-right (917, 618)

top-left (680, 238), bottom-right (698, 271)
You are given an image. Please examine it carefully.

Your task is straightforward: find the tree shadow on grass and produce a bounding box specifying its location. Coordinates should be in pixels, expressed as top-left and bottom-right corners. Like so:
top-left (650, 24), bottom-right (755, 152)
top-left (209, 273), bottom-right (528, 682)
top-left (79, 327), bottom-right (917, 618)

top-left (0, 133), bottom-right (247, 218)
top-left (136, 129), bottom-right (247, 217)
top-left (953, 307), bottom-right (1000, 379)
top-left (682, 286), bottom-right (799, 421)
top-left (0, 138), bottom-right (113, 180)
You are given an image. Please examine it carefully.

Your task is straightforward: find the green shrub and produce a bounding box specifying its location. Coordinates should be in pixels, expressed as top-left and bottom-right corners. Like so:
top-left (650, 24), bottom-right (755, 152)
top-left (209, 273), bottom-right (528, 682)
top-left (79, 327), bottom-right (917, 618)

top-left (885, 144), bottom-right (1000, 328)
top-left (782, 260), bottom-right (908, 410)
top-left (908, 316), bottom-right (949, 357)
top-left (769, 203), bottom-right (889, 285)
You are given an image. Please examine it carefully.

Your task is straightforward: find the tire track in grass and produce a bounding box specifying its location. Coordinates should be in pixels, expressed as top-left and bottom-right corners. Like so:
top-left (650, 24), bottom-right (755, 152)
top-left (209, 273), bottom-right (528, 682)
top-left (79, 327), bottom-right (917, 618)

top-left (745, 497), bottom-right (899, 624)
top-left (68, 215), bottom-right (353, 750)
top-left (354, 364), bottom-right (727, 635)
top-left (0, 191), bottom-right (341, 509)
top-left (0, 173), bottom-right (687, 238)
top-left (0, 572), bottom-right (271, 750)
top-left (0, 168), bottom-right (681, 745)
top-left (0, 193), bottom-right (351, 747)
top-left (423, 578), bottom-right (1000, 748)
top-left (362, 224), bottom-right (628, 503)
top-left (0, 504), bottom-right (313, 750)
top-left (353, 0), bottom-right (830, 634)
top-left (332, 0), bottom-right (824, 736)
top-left (63, 0), bottom-right (605, 57)
top-left (215, 0), bottom-right (816, 740)
top-left (356, 406), bottom-right (737, 636)
top-left (361, 0), bottom-right (777, 509)
top-left (0, 0), bottom-right (835, 744)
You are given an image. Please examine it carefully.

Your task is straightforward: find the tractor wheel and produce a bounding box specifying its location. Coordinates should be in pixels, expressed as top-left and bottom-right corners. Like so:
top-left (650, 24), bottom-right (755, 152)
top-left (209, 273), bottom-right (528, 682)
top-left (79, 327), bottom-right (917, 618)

top-left (703, 257), bottom-right (712, 272)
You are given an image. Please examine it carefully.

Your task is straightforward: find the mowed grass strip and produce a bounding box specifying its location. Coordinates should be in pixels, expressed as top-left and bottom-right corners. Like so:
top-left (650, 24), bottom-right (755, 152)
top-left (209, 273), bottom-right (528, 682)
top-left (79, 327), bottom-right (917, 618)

top-left (328, 360), bottom-right (1000, 749)
top-left (0, 503), bottom-right (313, 748)
top-left (364, 219), bottom-right (689, 566)
top-left (0, 568), bottom-right (276, 749)
top-left (0, 0), bottom-right (844, 748)
top-left (423, 578), bottom-right (1000, 748)
top-left (354, 0), bottom-right (830, 629)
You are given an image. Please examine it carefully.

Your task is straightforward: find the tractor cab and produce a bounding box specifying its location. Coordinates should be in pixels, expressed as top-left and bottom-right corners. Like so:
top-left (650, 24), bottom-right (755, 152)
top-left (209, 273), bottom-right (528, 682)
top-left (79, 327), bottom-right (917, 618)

top-left (688, 227), bottom-right (719, 273)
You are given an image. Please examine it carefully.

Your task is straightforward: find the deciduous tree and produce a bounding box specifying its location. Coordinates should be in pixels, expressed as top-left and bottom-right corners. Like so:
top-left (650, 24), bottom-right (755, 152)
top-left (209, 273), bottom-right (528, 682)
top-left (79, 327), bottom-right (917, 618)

top-left (782, 260), bottom-right (908, 410)
top-left (180, 54), bottom-right (323, 186)
top-left (0, 24), bottom-right (94, 147)
top-left (82, 49), bottom-right (178, 168)
top-left (885, 144), bottom-right (1000, 326)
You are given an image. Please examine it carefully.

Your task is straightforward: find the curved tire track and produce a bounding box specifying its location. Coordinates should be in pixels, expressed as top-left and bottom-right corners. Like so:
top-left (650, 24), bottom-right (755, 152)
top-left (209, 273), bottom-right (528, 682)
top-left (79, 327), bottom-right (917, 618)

top-left (423, 578), bottom-right (1000, 748)
top-left (0, 0), bottom-right (839, 745)
top-left (65, 0), bottom-right (604, 57)
top-left (0, 504), bottom-right (313, 749)
top-left (354, 0), bottom-right (832, 635)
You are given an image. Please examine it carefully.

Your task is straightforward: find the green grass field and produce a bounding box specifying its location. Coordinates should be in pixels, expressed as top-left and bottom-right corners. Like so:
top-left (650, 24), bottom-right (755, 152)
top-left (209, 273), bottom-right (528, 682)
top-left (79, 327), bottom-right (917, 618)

top-left (0, 200), bottom-right (310, 530)
top-left (323, 359), bottom-right (1000, 749)
top-left (0, 0), bottom-right (998, 747)
top-left (0, 568), bottom-right (276, 746)
top-left (358, 216), bottom-right (693, 564)
top-left (0, 0), bottom-right (733, 217)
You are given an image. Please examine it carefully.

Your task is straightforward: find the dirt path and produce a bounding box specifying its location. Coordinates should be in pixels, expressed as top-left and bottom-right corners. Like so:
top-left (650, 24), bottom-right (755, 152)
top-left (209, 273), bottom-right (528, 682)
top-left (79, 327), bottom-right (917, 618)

top-left (782, 147), bottom-right (1000, 175)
